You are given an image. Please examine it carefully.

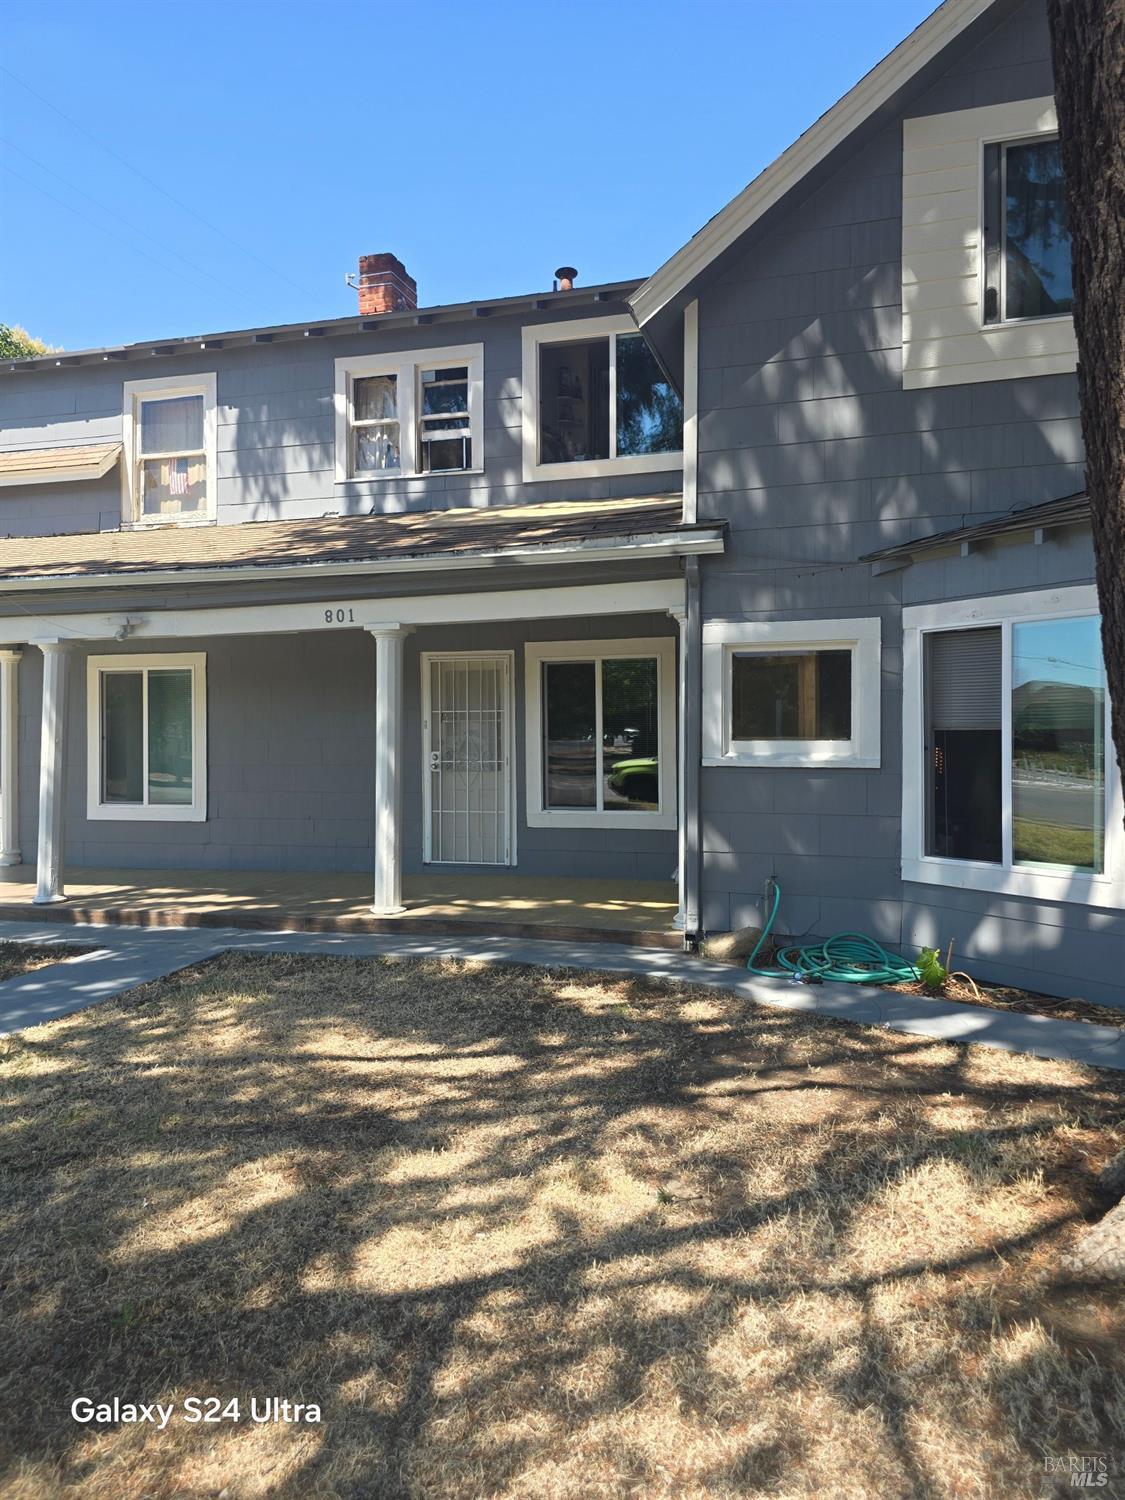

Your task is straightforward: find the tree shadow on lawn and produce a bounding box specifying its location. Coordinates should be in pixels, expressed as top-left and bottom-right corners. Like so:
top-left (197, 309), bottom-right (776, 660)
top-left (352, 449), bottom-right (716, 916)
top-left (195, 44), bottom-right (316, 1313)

top-left (0, 951), bottom-right (1122, 1500)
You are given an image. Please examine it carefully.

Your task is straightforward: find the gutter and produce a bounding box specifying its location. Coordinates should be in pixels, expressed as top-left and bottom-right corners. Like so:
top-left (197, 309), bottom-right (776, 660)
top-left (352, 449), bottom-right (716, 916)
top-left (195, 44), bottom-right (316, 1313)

top-left (0, 524), bottom-right (727, 595)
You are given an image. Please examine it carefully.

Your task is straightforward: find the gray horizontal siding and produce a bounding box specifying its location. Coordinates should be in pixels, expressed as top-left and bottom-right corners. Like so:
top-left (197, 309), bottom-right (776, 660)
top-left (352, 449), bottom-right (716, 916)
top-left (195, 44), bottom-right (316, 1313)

top-left (691, 0), bottom-right (1122, 1006)
top-left (0, 300), bottom-right (682, 532)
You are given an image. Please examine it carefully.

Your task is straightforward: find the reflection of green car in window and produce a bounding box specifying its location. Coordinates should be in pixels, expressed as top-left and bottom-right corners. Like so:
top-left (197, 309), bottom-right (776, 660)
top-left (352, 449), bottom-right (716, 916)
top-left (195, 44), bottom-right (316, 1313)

top-left (607, 757), bottom-right (659, 806)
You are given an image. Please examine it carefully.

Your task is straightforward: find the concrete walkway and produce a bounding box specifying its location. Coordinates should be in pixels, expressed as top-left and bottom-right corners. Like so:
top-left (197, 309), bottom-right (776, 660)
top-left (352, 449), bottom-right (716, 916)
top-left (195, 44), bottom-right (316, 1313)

top-left (0, 919), bottom-right (1122, 1074)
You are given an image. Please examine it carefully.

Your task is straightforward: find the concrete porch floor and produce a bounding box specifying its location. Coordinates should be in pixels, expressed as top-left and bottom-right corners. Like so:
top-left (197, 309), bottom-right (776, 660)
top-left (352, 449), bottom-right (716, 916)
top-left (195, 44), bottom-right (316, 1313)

top-left (0, 867), bottom-right (681, 947)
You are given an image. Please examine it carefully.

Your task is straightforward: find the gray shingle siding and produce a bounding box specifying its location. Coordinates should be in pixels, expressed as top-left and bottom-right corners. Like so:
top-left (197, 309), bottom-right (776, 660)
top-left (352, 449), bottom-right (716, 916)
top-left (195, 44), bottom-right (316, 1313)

top-left (0, 299), bottom-right (681, 535)
top-left (694, 0), bottom-right (1121, 1002)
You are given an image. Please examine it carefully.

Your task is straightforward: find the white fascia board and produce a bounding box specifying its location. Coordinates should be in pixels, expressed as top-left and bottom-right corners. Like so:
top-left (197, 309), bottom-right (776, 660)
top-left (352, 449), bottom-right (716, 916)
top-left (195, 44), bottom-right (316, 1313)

top-left (0, 577), bottom-right (687, 646)
top-left (0, 526), bottom-right (724, 596)
top-left (629, 0), bottom-right (997, 327)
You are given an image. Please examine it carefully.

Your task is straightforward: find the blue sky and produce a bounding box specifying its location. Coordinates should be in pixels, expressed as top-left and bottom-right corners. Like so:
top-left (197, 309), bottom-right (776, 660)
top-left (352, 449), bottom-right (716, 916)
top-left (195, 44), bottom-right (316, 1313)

top-left (1, 0), bottom-right (935, 353)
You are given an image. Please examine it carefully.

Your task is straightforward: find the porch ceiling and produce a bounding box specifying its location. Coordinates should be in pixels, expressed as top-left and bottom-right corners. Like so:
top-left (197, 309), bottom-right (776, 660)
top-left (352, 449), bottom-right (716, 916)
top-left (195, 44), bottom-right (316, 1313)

top-left (0, 495), bottom-right (721, 588)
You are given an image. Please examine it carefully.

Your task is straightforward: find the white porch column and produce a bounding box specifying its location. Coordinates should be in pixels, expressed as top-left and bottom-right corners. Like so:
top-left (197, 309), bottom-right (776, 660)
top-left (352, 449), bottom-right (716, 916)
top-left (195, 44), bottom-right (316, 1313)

top-left (0, 649), bottom-right (22, 867)
top-left (670, 604), bottom-right (688, 931)
top-left (35, 642), bottom-right (70, 904)
top-left (368, 625), bottom-right (412, 916)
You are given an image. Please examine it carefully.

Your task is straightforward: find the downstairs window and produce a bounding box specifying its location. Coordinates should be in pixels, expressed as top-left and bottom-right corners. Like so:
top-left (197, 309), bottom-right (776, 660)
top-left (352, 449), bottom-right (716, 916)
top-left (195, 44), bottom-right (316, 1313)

top-left (903, 587), bottom-right (1122, 906)
top-left (86, 653), bottom-right (207, 821)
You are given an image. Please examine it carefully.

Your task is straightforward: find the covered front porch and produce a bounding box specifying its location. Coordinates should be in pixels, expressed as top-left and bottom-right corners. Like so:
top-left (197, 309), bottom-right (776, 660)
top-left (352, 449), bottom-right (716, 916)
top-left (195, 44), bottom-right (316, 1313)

top-left (0, 867), bottom-right (681, 946)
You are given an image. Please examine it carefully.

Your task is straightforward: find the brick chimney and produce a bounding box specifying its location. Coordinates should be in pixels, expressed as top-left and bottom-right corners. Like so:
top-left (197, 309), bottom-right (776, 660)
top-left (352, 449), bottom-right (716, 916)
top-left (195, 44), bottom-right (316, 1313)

top-left (357, 253), bottom-right (417, 315)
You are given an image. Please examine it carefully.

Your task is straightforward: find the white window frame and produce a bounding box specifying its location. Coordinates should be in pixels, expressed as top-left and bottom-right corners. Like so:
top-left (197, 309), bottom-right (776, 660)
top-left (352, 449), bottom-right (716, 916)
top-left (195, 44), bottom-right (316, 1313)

top-left (702, 618), bottom-right (881, 768)
top-left (86, 652), bottom-right (208, 822)
top-left (902, 585), bottom-right (1124, 907)
top-left (521, 315), bottom-right (685, 483)
top-left (334, 344), bottom-right (484, 483)
top-left (121, 372), bottom-right (217, 528)
top-left (524, 636), bottom-right (677, 830)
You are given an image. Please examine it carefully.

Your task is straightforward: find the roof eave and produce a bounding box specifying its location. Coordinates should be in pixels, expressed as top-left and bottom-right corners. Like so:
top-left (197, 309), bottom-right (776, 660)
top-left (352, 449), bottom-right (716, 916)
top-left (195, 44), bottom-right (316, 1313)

top-left (2, 281), bottom-right (644, 376)
top-left (0, 524), bottom-right (727, 596)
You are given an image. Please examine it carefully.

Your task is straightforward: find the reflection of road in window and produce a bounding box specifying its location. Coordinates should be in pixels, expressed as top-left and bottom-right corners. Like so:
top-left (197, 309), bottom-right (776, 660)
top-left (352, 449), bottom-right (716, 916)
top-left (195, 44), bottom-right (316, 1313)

top-left (1012, 616), bottom-right (1104, 872)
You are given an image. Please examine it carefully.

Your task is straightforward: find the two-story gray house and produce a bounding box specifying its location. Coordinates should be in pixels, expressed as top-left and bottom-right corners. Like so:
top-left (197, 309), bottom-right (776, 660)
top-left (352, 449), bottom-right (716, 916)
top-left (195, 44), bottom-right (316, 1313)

top-left (0, 0), bottom-right (1120, 1004)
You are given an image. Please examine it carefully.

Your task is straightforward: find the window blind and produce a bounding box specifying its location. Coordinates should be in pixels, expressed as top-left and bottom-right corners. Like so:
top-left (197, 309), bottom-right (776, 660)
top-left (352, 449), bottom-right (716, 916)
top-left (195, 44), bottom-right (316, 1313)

top-left (926, 626), bottom-right (1001, 730)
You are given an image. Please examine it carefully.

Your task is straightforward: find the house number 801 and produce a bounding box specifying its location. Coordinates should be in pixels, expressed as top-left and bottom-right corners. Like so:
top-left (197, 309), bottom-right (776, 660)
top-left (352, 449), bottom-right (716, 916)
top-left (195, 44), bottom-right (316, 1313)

top-left (324, 608), bottom-right (356, 624)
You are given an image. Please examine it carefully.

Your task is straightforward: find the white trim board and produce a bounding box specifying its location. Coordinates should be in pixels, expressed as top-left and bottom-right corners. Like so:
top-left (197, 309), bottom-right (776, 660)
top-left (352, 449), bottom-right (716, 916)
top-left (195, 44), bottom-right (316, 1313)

top-left (702, 617), bottom-right (881, 768)
top-left (901, 96), bottom-right (1077, 389)
top-left (0, 577), bottom-right (686, 646)
top-left (524, 636), bottom-right (677, 831)
top-left (901, 584), bottom-right (1124, 908)
top-left (630, 0), bottom-right (999, 327)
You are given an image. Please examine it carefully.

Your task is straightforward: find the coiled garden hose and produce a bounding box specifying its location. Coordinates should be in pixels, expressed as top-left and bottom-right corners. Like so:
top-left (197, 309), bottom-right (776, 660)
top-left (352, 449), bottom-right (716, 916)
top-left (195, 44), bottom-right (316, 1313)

top-left (746, 881), bottom-right (921, 985)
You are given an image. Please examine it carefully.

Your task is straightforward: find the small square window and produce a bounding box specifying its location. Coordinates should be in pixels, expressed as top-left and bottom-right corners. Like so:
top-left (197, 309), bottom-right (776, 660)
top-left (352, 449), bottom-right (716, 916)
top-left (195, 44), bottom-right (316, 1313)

top-left (731, 650), bottom-right (851, 743)
top-left (703, 619), bottom-right (881, 768)
top-left (983, 135), bottom-right (1073, 324)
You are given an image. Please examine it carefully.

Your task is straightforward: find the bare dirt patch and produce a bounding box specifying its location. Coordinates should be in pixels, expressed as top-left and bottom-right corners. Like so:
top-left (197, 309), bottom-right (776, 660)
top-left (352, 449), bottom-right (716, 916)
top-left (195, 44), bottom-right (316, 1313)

top-left (888, 975), bottom-right (1125, 1031)
top-left (0, 952), bottom-right (1122, 1499)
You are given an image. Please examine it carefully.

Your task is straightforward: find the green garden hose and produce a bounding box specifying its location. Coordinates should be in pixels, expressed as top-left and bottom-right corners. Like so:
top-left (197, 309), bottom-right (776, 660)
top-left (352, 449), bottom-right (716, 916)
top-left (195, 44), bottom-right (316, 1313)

top-left (746, 881), bottom-right (921, 985)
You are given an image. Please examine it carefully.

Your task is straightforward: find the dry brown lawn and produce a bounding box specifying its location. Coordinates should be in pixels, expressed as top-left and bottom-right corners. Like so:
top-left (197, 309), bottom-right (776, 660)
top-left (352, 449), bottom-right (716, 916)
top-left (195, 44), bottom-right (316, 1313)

top-left (0, 952), bottom-right (1123, 1500)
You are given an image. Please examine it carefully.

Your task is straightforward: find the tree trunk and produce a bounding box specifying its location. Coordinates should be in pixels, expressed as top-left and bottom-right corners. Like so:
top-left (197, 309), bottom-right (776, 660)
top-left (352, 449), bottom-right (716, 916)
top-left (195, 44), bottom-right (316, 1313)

top-left (1046, 0), bottom-right (1125, 813)
top-left (1060, 1199), bottom-right (1125, 1280)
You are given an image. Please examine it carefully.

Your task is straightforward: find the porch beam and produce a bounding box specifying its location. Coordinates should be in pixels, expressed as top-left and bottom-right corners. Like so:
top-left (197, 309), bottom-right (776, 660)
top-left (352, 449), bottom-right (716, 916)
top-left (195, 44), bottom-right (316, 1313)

top-left (35, 642), bottom-right (70, 904)
top-left (0, 579), bottom-right (688, 648)
top-left (369, 625), bottom-right (412, 916)
top-left (0, 649), bottom-right (21, 866)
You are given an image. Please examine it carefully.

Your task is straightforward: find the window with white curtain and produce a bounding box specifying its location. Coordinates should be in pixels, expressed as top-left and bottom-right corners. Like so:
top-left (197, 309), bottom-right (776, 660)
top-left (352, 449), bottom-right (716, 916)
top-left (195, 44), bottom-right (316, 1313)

top-left (334, 345), bottom-right (483, 482)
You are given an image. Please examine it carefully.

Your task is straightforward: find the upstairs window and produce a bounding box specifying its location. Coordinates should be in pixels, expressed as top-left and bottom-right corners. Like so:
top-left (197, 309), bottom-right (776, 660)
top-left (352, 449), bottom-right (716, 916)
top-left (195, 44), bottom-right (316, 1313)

top-left (983, 135), bottom-right (1073, 324)
top-left (122, 374), bottom-right (216, 526)
top-left (522, 316), bottom-right (683, 481)
top-left (335, 346), bottom-right (483, 482)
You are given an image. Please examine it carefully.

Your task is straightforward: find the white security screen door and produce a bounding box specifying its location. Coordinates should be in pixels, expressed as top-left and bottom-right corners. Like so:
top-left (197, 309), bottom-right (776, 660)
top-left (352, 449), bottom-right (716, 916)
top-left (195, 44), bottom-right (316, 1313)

top-left (423, 654), bottom-right (513, 864)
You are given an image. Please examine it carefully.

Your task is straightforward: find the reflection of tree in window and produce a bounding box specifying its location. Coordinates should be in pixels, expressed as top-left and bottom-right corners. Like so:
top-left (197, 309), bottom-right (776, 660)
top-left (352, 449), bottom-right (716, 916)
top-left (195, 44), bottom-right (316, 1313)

top-left (603, 659), bottom-right (659, 810)
top-left (543, 662), bottom-right (597, 807)
top-left (1004, 138), bottom-right (1073, 319)
top-left (615, 336), bottom-right (683, 456)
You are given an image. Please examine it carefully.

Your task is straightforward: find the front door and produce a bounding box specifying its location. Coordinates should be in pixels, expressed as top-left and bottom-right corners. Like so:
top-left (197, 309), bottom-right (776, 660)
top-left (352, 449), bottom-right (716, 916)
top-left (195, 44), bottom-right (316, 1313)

top-left (423, 653), bottom-right (514, 865)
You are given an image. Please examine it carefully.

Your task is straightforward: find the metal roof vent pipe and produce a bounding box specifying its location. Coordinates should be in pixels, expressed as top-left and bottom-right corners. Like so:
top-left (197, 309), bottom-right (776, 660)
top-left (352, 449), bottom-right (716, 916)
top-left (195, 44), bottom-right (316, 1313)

top-left (553, 266), bottom-right (577, 292)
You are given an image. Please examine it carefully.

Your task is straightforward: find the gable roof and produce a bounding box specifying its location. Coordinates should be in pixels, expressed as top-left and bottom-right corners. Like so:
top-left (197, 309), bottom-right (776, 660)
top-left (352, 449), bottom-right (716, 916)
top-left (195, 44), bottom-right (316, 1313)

top-left (629, 0), bottom-right (999, 330)
top-left (0, 495), bottom-right (725, 592)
